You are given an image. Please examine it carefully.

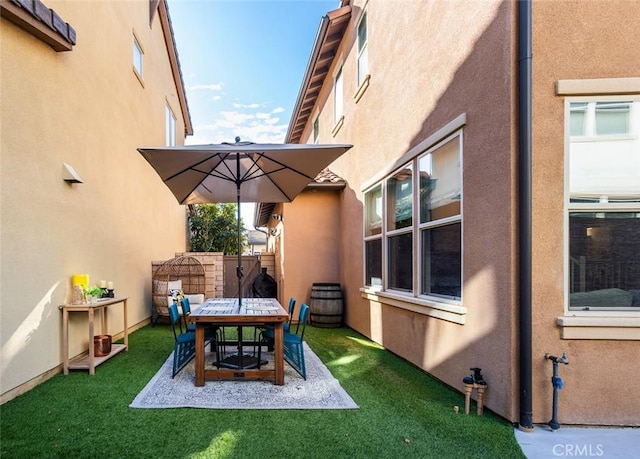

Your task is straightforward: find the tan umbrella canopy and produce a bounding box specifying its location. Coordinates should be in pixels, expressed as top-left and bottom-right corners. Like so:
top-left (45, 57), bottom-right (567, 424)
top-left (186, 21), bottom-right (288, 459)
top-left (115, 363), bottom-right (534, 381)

top-left (138, 138), bottom-right (352, 303)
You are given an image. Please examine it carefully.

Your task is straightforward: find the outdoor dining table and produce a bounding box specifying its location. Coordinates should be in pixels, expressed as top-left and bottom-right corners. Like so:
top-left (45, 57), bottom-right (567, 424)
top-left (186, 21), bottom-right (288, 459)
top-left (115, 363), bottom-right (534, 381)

top-left (189, 298), bottom-right (288, 386)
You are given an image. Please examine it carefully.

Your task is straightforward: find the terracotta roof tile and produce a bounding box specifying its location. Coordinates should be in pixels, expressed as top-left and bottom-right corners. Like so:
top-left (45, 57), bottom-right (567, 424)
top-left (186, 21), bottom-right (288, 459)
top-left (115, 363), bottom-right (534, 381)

top-left (313, 168), bottom-right (345, 184)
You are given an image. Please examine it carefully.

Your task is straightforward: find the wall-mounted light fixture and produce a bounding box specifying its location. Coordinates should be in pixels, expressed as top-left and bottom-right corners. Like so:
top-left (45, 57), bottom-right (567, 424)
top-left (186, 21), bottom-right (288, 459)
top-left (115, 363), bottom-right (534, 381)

top-left (63, 163), bottom-right (83, 184)
top-left (272, 214), bottom-right (283, 221)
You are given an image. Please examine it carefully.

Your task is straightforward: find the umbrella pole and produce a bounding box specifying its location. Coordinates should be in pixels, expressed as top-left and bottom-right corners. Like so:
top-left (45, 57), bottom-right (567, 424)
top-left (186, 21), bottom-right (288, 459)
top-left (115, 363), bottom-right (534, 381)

top-left (236, 180), bottom-right (243, 306)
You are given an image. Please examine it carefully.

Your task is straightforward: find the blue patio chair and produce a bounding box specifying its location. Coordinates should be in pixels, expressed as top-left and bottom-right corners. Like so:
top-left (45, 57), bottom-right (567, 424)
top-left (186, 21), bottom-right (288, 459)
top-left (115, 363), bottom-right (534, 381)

top-left (282, 303), bottom-right (310, 380)
top-left (181, 297), bottom-right (224, 359)
top-left (255, 297), bottom-right (295, 356)
top-left (180, 297), bottom-right (196, 332)
top-left (169, 303), bottom-right (197, 378)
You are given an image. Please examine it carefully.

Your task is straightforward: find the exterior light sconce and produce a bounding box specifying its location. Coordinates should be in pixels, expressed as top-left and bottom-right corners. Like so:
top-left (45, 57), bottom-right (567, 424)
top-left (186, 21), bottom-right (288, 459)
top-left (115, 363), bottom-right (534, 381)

top-left (63, 163), bottom-right (83, 184)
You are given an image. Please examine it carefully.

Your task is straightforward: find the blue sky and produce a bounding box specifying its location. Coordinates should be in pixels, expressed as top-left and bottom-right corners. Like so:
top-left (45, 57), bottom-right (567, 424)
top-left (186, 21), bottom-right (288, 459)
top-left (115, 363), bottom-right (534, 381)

top-left (166, 0), bottom-right (338, 224)
top-left (167, 0), bottom-right (339, 145)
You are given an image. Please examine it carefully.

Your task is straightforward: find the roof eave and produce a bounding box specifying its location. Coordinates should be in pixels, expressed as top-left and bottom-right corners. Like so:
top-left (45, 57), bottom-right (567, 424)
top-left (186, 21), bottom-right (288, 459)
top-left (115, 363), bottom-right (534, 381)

top-left (158, 0), bottom-right (193, 136)
top-left (285, 4), bottom-right (351, 144)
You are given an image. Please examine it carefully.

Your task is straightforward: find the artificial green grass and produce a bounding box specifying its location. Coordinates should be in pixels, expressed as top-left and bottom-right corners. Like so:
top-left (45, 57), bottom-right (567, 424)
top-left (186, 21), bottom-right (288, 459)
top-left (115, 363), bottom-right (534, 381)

top-left (0, 325), bottom-right (524, 459)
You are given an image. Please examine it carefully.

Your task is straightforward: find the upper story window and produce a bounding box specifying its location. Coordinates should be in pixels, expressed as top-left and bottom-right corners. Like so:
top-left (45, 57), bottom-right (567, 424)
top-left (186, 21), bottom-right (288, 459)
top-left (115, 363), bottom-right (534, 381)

top-left (313, 116), bottom-right (319, 144)
top-left (566, 96), bottom-right (640, 312)
top-left (364, 130), bottom-right (463, 301)
top-left (570, 101), bottom-right (632, 137)
top-left (166, 104), bottom-right (176, 146)
top-left (356, 11), bottom-right (368, 88)
top-left (133, 35), bottom-right (144, 82)
top-left (334, 66), bottom-right (344, 126)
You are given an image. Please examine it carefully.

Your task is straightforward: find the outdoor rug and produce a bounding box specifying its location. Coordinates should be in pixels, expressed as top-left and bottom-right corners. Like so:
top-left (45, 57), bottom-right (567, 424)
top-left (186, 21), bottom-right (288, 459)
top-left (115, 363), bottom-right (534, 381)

top-left (130, 342), bottom-right (358, 409)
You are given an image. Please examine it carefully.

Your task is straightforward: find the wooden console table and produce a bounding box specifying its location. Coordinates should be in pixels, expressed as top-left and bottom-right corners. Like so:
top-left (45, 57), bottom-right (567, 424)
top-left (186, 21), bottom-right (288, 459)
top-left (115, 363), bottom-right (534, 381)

top-left (59, 297), bottom-right (128, 375)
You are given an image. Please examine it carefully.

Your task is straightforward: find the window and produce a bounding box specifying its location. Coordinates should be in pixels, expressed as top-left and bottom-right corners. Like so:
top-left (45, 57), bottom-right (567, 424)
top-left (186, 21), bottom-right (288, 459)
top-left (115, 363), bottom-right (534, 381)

top-left (566, 97), bottom-right (640, 311)
top-left (313, 116), bottom-right (319, 144)
top-left (356, 11), bottom-right (368, 88)
top-left (166, 104), bottom-right (176, 146)
top-left (363, 131), bottom-right (463, 301)
top-left (387, 165), bottom-right (413, 291)
top-left (364, 184), bottom-right (382, 287)
top-left (419, 136), bottom-right (462, 299)
top-left (570, 101), bottom-right (632, 137)
top-left (133, 35), bottom-right (143, 80)
top-left (334, 66), bottom-right (344, 126)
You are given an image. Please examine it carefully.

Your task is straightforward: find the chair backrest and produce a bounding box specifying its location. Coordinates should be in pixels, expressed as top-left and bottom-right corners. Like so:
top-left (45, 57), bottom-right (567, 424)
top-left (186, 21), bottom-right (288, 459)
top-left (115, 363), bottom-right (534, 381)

top-left (168, 303), bottom-right (183, 340)
top-left (181, 297), bottom-right (191, 315)
top-left (287, 297), bottom-right (296, 326)
top-left (292, 303), bottom-right (310, 340)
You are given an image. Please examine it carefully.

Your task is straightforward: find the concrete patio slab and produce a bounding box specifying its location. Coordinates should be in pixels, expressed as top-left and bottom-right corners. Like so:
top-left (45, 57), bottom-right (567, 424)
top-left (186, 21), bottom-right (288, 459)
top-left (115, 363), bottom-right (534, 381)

top-left (514, 425), bottom-right (640, 458)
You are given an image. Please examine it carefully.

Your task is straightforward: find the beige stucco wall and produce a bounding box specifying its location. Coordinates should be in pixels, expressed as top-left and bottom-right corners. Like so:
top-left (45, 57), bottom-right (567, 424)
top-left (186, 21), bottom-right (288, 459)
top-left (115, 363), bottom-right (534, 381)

top-left (1, 1), bottom-right (188, 399)
top-left (285, 0), bottom-right (640, 426)
top-left (281, 191), bottom-right (342, 308)
top-left (292, 0), bottom-right (520, 421)
top-left (531, 0), bottom-right (640, 426)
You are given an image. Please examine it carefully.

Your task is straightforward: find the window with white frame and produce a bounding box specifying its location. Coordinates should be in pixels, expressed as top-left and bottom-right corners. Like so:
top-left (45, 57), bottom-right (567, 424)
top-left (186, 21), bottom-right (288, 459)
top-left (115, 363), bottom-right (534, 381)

top-left (334, 66), bottom-right (344, 126)
top-left (166, 104), bottom-right (176, 146)
top-left (419, 136), bottom-right (462, 299)
top-left (356, 10), bottom-right (368, 88)
top-left (364, 184), bottom-right (382, 287)
top-left (364, 131), bottom-right (463, 301)
top-left (387, 164), bottom-right (413, 291)
top-left (566, 96), bottom-right (640, 311)
top-left (133, 35), bottom-right (143, 80)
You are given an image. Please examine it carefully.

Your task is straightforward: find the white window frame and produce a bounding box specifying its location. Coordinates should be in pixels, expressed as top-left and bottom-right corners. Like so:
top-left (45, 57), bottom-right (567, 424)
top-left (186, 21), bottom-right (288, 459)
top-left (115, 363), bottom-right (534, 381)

top-left (334, 65), bottom-right (344, 126)
top-left (133, 33), bottom-right (144, 83)
top-left (558, 79), bottom-right (640, 339)
top-left (356, 10), bottom-right (368, 88)
top-left (166, 104), bottom-right (177, 146)
top-left (361, 115), bottom-right (467, 324)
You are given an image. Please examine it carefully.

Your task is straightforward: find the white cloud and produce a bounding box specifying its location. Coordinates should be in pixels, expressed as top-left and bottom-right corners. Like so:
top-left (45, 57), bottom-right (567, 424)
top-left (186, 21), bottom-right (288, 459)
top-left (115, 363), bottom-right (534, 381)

top-left (220, 111), bottom-right (255, 124)
top-left (212, 95), bottom-right (222, 101)
top-left (188, 83), bottom-right (223, 91)
top-left (188, 103), bottom-right (289, 145)
top-left (233, 102), bottom-right (261, 109)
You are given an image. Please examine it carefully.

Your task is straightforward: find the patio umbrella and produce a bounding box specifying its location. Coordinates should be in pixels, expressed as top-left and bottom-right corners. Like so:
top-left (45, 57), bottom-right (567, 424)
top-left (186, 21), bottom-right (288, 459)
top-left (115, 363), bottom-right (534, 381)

top-left (138, 139), bottom-right (352, 304)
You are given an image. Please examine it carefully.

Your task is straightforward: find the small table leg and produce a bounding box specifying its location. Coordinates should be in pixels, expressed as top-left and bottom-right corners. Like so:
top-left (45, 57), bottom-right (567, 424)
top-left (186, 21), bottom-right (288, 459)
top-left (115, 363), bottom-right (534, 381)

top-left (62, 308), bottom-right (69, 375)
top-left (274, 323), bottom-right (284, 385)
top-left (195, 324), bottom-right (204, 386)
top-left (88, 308), bottom-right (95, 375)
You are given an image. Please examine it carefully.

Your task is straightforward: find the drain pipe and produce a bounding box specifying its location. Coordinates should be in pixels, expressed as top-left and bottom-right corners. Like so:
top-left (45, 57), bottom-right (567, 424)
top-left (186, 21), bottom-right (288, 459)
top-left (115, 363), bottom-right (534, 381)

top-left (518, 0), bottom-right (534, 431)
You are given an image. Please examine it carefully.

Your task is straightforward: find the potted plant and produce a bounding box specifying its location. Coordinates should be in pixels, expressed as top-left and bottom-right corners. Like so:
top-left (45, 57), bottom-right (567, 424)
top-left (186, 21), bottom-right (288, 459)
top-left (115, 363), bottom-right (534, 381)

top-left (83, 286), bottom-right (104, 303)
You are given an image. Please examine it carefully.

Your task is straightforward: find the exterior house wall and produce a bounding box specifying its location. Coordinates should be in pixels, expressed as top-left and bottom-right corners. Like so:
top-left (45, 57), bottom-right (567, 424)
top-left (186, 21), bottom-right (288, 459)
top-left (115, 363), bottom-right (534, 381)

top-left (530, 1), bottom-right (640, 426)
top-left (287, 0), bottom-right (639, 425)
top-left (0, 1), bottom-right (190, 400)
top-left (293, 0), bottom-right (519, 421)
top-left (281, 191), bottom-right (342, 308)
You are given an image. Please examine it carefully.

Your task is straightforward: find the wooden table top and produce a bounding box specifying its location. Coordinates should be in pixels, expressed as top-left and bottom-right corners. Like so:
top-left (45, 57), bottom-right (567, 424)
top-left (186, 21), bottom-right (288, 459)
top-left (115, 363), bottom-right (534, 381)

top-left (190, 298), bottom-right (288, 324)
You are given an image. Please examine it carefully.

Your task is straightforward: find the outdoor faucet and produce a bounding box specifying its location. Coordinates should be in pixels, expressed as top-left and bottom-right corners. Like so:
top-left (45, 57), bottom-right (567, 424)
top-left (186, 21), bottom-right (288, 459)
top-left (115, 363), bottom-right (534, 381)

top-left (545, 352), bottom-right (569, 430)
top-left (545, 352), bottom-right (569, 365)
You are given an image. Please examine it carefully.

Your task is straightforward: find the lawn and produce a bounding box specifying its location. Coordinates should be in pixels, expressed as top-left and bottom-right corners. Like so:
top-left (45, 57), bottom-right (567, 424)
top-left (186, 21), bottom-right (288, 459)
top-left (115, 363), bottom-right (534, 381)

top-left (0, 324), bottom-right (525, 458)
